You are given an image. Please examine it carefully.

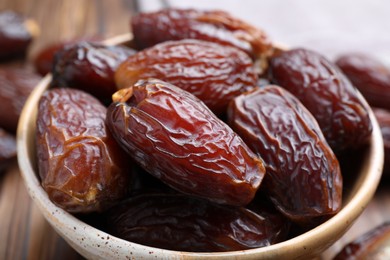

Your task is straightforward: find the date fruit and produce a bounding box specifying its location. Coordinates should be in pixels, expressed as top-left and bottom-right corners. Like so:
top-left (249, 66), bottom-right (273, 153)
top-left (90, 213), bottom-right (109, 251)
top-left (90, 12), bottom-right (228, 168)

top-left (107, 194), bottom-right (289, 252)
top-left (115, 39), bottom-right (257, 115)
top-left (0, 128), bottom-right (16, 173)
top-left (33, 36), bottom-right (102, 76)
top-left (334, 222), bottom-right (390, 259)
top-left (228, 85), bottom-right (342, 223)
top-left (36, 88), bottom-right (131, 213)
top-left (51, 41), bottom-right (136, 101)
top-left (336, 53), bottom-right (390, 110)
top-left (0, 10), bottom-right (38, 59)
top-left (106, 78), bottom-right (265, 206)
top-left (269, 48), bottom-right (372, 151)
top-left (0, 67), bottom-right (41, 133)
top-left (373, 108), bottom-right (390, 178)
top-left (131, 8), bottom-right (273, 68)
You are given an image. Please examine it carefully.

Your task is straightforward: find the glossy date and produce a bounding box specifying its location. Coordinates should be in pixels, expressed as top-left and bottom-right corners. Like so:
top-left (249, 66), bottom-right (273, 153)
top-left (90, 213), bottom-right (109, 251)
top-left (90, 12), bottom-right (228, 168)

top-left (131, 8), bottom-right (273, 66)
top-left (334, 222), bottom-right (390, 259)
top-left (0, 10), bottom-right (37, 59)
top-left (36, 88), bottom-right (131, 213)
top-left (106, 78), bottom-right (265, 206)
top-left (0, 67), bottom-right (41, 133)
top-left (228, 85), bottom-right (342, 223)
top-left (51, 41), bottom-right (136, 101)
top-left (33, 36), bottom-right (102, 76)
top-left (115, 39), bottom-right (257, 115)
top-left (107, 194), bottom-right (289, 252)
top-left (336, 53), bottom-right (390, 110)
top-left (269, 48), bottom-right (372, 151)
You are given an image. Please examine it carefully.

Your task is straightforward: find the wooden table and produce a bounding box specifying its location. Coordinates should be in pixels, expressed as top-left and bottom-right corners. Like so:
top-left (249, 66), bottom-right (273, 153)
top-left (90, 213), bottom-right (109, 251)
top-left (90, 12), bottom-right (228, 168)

top-left (0, 0), bottom-right (389, 259)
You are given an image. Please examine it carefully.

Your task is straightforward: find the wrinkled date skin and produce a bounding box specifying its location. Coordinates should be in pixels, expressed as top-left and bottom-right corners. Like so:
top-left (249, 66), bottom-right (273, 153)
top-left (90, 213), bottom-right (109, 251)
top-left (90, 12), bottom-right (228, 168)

top-left (33, 43), bottom-right (61, 75)
top-left (131, 8), bottom-right (273, 63)
top-left (0, 10), bottom-right (36, 59)
top-left (0, 128), bottom-right (16, 173)
top-left (115, 39), bottom-right (257, 115)
top-left (269, 48), bottom-right (372, 151)
top-left (51, 41), bottom-right (136, 101)
top-left (33, 36), bottom-right (102, 76)
top-left (106, 79), bottom-right (265, 206)
top-left (336, 53), bottom-right (390, 110)
top-left (0, 67), bottom-right (41, 133)
top-left (334, 222), bottom-right (390, 260)
top-left (228, 85), bottom-right (342, 223)
top-left (36, 88), bottom-right (131, 213)
top-left (373, 108), bottom-right (390, 178)
top-left (107, 194), bottom-right (289, 252)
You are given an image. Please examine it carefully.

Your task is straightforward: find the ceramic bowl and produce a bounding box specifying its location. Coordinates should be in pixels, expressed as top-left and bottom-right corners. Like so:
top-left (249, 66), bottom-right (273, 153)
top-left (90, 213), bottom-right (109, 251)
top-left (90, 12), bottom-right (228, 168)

top-left (17, 33), bottom-right (384, 259)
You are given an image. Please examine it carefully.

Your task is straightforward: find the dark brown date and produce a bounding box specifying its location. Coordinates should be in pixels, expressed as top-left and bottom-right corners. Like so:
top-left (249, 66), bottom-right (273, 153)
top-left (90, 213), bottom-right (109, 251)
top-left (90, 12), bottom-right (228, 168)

top-left (33, 36), bottom-right (102, 76)
top-left (336, 53), bottom-right (390, 110)
top-left (36, 88), bottom-right (131, 213)
top-left (115, 39), bottom-right (257, 115)
top-left (0, 10), bottom-right (38, 59)
top-left (373, 108), bottom-right (390, 178)
top-left (0, 128), bottom-right (16, 172)
top-left (269, 48), bottom-right (372, 151)
top-left (106, 78), bottom-right (265, 206)
top-left (0, 67), bottom-right (41, 133)
top-left (107, 194), bottom-right (289, 252)
top-left (51, 41), bottom-right (136, 101)
top-left (131, 8), bottom-right (273, 66)
top-left (228, 85), bottom-right (342, 223)
top-left (333, 222), bottom-right (390, 260)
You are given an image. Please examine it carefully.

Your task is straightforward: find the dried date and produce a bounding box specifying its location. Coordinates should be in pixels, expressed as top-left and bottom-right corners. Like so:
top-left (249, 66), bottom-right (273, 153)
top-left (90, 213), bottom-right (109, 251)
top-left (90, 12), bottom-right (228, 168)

top-left (106, 78), bottom-right (265, 206)
top-left (269, 48), bottom-right (372, 151)
top-left (336, 53), bottom-right (390, 110)
top-left (115, 39), bottom-right (257, 115)
top-left (0, 67), bottom-right (41, 133)
top-left (107, 194), bottom-right (289, 252)
top-left (0, 128), bottom-right (16, 172)
top-left (51, 41), bottom-right (136, 101)
top-left (0, 10), bottom-right (38, 59)
top-left (36, 88), bottom-right (131, 213)
top-left (227, 85), bottom-right (342, 223)
top-left (33, 36), bottom-right (102, 76)
top-left (333, 222), bottom-right (390, 259)
top-left (131, 8), bottom-right (273, 70)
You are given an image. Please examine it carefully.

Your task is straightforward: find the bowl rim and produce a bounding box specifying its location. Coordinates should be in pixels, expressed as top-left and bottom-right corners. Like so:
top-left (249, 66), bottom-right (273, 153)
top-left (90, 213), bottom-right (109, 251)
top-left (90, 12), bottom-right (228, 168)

top-left (16, 33), bottom-right (384, 259)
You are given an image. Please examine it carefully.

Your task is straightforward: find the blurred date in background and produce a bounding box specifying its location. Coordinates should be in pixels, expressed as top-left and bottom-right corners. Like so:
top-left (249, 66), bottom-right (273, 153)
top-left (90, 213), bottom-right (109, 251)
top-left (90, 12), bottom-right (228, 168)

top-left (0, 0), bottom-right (389, 259)
top-left (139, 0), bottom-right (390, 63)
top-left (1, 0), bottom-right (389, 63)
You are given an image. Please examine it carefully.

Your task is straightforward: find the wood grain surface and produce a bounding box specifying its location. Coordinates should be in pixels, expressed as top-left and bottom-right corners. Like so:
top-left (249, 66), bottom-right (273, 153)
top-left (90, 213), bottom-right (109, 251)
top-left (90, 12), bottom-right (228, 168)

top-left (0, 0), bottom-right (389, 259)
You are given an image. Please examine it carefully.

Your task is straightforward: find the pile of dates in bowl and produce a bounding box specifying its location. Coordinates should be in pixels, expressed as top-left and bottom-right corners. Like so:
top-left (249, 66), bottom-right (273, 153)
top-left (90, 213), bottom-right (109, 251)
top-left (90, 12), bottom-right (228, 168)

top-left (17, 8), bottom-right (384, 260)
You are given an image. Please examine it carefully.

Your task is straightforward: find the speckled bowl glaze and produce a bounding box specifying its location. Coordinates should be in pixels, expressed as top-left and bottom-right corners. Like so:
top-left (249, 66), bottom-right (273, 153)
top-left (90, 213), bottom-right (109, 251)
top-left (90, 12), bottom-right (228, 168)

top-left (17, 34), bottom-right (384, 259)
